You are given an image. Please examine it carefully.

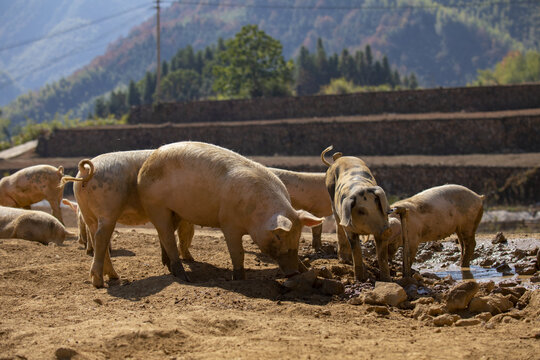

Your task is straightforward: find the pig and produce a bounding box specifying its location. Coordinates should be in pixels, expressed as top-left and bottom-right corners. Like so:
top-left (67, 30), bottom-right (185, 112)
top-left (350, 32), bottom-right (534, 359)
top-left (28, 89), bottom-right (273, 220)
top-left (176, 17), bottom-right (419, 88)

top-left (177, 168), bottom-right (333, 254)
top-left (321, 145), bottom-right (392, 281)
top-left (0, 165), bottom-right (66, 224)
top-left (269, 168), bottom-right (332, 250)
top-left (385, 184), bottom-right (485, 276)
top-left (137, 141), bottom-right (324, 282)
top-left (60, 150), bottom-right (201, 288)
top-left (0, 205), bottom-right (73, 244)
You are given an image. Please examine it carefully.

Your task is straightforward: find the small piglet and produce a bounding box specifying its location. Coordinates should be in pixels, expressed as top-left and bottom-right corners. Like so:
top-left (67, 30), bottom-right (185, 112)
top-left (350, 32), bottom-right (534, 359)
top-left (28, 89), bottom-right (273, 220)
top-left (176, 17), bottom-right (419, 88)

top-left (386, 184), bottom-right (485, 274)
top-left (0, 206), bottom-right (73, 244)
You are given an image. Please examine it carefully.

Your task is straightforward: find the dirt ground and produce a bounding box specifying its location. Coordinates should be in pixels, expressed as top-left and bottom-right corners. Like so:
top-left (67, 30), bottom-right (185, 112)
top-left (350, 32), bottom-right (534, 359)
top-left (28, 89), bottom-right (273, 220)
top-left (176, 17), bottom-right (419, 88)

top-left (0, 207), bottom-right (539, 360)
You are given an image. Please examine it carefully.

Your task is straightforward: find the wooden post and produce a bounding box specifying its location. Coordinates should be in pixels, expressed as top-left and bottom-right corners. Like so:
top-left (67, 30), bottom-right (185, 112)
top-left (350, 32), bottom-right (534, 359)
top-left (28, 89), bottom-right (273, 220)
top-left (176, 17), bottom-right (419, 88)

top-left (394, 207), bottom-right (411, 278)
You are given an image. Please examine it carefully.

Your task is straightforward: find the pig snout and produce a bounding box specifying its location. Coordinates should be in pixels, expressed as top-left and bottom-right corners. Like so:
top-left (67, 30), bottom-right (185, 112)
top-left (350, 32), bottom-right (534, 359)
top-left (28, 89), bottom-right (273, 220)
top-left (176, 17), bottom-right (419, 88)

top-left (276, 249), bottom-right (301, 277)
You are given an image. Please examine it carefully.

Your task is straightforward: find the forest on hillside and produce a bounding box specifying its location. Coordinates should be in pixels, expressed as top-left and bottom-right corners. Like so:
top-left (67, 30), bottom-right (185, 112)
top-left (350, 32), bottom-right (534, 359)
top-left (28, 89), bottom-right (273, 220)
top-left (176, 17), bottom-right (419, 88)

top-left (1, 0), bottom-right (539, 127)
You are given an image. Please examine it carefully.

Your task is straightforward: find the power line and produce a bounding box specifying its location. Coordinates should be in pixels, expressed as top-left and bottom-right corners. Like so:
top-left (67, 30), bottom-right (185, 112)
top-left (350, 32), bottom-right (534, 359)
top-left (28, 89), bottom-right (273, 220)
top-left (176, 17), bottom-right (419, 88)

top-left (161, 0), bottom-right (540, 11)
top-left (0, 3), bottom-right (152, 53)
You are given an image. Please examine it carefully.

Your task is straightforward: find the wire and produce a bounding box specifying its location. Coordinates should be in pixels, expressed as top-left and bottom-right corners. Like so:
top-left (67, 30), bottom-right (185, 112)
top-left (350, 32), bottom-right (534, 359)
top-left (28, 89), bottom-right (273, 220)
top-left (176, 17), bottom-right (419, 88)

top-left (0, 2), bottom-right (152, 53)
top-left (161, 0), bottom-right (540, 11)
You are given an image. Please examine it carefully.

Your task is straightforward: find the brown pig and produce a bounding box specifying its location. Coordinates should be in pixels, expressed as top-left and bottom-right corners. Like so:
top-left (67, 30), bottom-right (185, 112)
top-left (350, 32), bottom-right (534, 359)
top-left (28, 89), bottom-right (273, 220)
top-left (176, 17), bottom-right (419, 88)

top-left (385, 184), bottom-right (485, 275)
top-left (0, 206), bottom-right (73, 244)
top-left (60, 150), bottom-right (203, 288)
top-left (137, 141), bottom-right (324, 282)
top-left (321, 145), bottom-right (392, 281)
top-left (0, 165), bottom-right (66, 224)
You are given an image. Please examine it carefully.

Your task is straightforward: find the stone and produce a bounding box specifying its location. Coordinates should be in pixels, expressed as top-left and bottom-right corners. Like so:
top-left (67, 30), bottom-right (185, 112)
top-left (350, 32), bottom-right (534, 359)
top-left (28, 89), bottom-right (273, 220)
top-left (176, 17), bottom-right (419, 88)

top-left (283, 270), bottom-right (317, 290)
top-left (316, 266), bottom-right (333, 279)
top-left (319, 278), bottom-right (345, 295)
top-left (368, 282), bottom-right (408, 307)
top-left (445, 280), bottom-right (479, 312)
top-left (331, 265), bottom-right (351, 276)
top-left (475, 312), bottom-right (493, 322)
top-left (412, 304), bottom-right (428, 319)
top-left (412, 297), bottom-right (435, 306)
top-left (427, 304), bottom-right (447, 317)
top-left (468, 294), bottom-right (514, 315)
top-left (514, 263), bottom-right (537, 276)
top-left (455, 318), bottom-right (482, 327)
top-left (349, 296), bottom-right (363, 305)
top-left (495, 263), bottom-right (512, 274)
top-left (433, 314), bottom-right (457, 327)
top-left (477, 281), bottom-right (495, 296)
top-left (366, 305), bottom-right (390, 316)
top-left (55, 347), bottom-right (78, 359)
top-left (492, 232), bottom-right (507, 244)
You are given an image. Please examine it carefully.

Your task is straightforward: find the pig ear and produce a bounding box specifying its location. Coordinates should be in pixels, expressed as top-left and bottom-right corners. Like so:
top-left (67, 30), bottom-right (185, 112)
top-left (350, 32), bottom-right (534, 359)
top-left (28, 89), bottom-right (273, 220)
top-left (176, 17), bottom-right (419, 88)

top-left (296, 210), bottom-right (324, 228)
top-left (372, 186), bottom-right (391, 215)
top-left (267, 213), bottom-right (293, 232)
top-left (339, 196), bottom-right (355, 227)
top-left (57, 166), bottom-right (64, 175)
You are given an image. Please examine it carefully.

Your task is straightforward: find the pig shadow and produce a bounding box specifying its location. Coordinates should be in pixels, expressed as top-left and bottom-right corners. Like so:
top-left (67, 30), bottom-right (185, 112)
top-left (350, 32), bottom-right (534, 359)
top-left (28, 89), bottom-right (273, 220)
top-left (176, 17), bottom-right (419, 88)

top-left (111, 248), bottom-right (136, 257)
top-left (106, 260), bottom-right (333, 305)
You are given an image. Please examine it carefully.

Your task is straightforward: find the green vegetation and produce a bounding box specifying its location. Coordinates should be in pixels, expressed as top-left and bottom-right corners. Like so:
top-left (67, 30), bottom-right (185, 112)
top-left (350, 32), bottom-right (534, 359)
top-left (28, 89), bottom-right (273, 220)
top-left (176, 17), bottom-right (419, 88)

top-left (0, 109), bottom-right (125, 152)
top-left (471, 50), bottom-right (540, 86)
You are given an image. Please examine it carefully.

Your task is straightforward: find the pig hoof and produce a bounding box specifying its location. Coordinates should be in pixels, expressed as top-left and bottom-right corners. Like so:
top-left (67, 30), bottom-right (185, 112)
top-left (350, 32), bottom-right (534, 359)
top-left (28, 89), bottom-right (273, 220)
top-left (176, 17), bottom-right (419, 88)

top-left (171, 263), bottom-right (190, 282)
top-left (232, 269), bottom-right (246, 280)
top-left (92, 275), bottom-right (104, 288)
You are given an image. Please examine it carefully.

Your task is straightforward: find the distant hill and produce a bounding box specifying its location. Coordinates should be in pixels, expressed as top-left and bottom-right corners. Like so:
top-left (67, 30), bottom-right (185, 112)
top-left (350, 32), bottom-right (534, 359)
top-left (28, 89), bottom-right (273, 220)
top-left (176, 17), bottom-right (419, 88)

top-left (2, 0), bottom-right (539, 124)
top-left (0, 0), bottom-right (156, 104)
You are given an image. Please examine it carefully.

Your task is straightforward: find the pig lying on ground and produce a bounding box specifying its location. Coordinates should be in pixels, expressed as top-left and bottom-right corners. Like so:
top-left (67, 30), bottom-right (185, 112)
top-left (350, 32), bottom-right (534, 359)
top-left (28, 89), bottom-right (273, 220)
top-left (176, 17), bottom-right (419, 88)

top-left (137, 141), bottom-right (324, 282)
top-left (61, 150), bottom-right (195, 288)
top-left (385, 184), bottom-right (485, 275)
top-left (0, 206), bottom-right (73, 244)
top-left (321, 145), bottom-right (392, 281)
top-left (0, 165), bottom-right (66, 224)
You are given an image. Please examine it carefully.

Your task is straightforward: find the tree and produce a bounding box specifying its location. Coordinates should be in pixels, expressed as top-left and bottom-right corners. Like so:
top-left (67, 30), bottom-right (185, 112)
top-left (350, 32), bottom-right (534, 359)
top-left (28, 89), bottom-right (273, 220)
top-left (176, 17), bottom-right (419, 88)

top-left (295, 46), bottom-right (319, 96)
top-left (94, 97), bottom-right (107, 118)
top-left (160, 69), bottom-right (202, 102)
top-left (142, 71), bottom-right (156, 104)
top-left (127, 80), bottom-right (141, 106)
top-left (471, 50), bottom-right (540, 85)
top-left (213, 25), bottom-right (292, 98)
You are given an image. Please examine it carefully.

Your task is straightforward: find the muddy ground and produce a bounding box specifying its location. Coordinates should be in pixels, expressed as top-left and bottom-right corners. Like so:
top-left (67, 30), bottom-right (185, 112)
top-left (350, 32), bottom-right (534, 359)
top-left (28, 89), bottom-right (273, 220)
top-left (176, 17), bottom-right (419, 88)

top-left (0, 207), bottom-right (539, 360)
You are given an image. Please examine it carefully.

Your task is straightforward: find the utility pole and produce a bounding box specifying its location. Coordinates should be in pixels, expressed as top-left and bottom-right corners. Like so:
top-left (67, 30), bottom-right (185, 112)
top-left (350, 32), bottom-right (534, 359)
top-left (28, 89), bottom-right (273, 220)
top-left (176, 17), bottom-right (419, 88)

top-left (155, 0), bottom-right (161, 102)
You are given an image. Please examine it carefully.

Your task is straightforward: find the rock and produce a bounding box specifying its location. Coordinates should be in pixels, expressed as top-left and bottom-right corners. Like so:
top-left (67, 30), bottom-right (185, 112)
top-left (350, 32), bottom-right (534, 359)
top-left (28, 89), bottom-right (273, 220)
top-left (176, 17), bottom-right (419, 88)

top-left (480, 258), bottom-right (495, 267)
top-left (537, 248), bottom-right (540, 267)
top-left (529, 273), bottom-right (540, 283)
top-left (468, 294), bottom-right (514, 315)
top-left (492, 232), bottom-right (507, 244)
top-left (55, 347), bottom-right (78, 359)
top-left (316, 266), bottom-right (333, 279)
top-left (455, 318), bottom-right (482, 327)
top-left (283, 270), bottom-right (317, 290)
top-left (445, 281), bottom-right (479, 313)
top-left (421, 272), bottom-right (441, 280)
top-left (331, 265), bottom-right (351, 276)
top-left (364, 282), bottom-right (407, 307)
top-left (475, 312), bottom-right (493, 322)
top-left (412, 304), bottom-right (428, 319)
top-left (318, 278), bottom-right (345, 295)
top-left (321, 244), bottom-right (337, 255)
top-left (412, 273), bottom-right (424, 282)
top-left (427, 304), bottom-right (447, 317)
top-left (477, 281), bottom-right (495, 296)
top-left (495, 263), bottom-right (512, 274)
top-left (349, 296), bottom-right (363, 305)
top-left (412, 297), bottom-right (435, 306)
top-left (499, 279), bottom-right (520, 287)
top-left (366, 305), bottom-right (390, 315)
top-left (425, 241), bottom-right (444, 252)
top-left (514, 262), bottom-right (537, 275)
top-left (433, 314), bottom-right (457, 327)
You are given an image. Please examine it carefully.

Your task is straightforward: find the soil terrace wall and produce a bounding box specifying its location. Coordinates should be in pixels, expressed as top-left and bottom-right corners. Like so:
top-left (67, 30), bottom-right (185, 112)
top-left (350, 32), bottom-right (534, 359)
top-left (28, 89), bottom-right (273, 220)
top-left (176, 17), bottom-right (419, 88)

top-left (127, 83), bottom-right (540, 124)
top-left (37, 111), bottom-right (540, 157)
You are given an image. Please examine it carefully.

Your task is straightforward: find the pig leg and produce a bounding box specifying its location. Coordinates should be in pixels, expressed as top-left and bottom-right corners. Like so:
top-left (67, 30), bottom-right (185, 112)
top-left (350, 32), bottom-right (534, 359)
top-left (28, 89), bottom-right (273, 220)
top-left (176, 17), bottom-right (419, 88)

top-left (148, 208), bottom-right (189, 281)
top-left (46, 198), bottom-right (64, 225)
top-left (374, 234), bottom-right (391, 282)
top-left (335, 217), bottom-right (352, 263)
top-left (345, 230), bottom-right (366, 281)
top-left (223, 228), bottom-right (245, 280)
top-left (311, 224), bottom-right (323, 250)
top-left (456, 231), bottom-right (476, 267)
top-left (177, 220), bottom-right (195, 261)
top-left (90, 220), bottom-right (118, 288)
